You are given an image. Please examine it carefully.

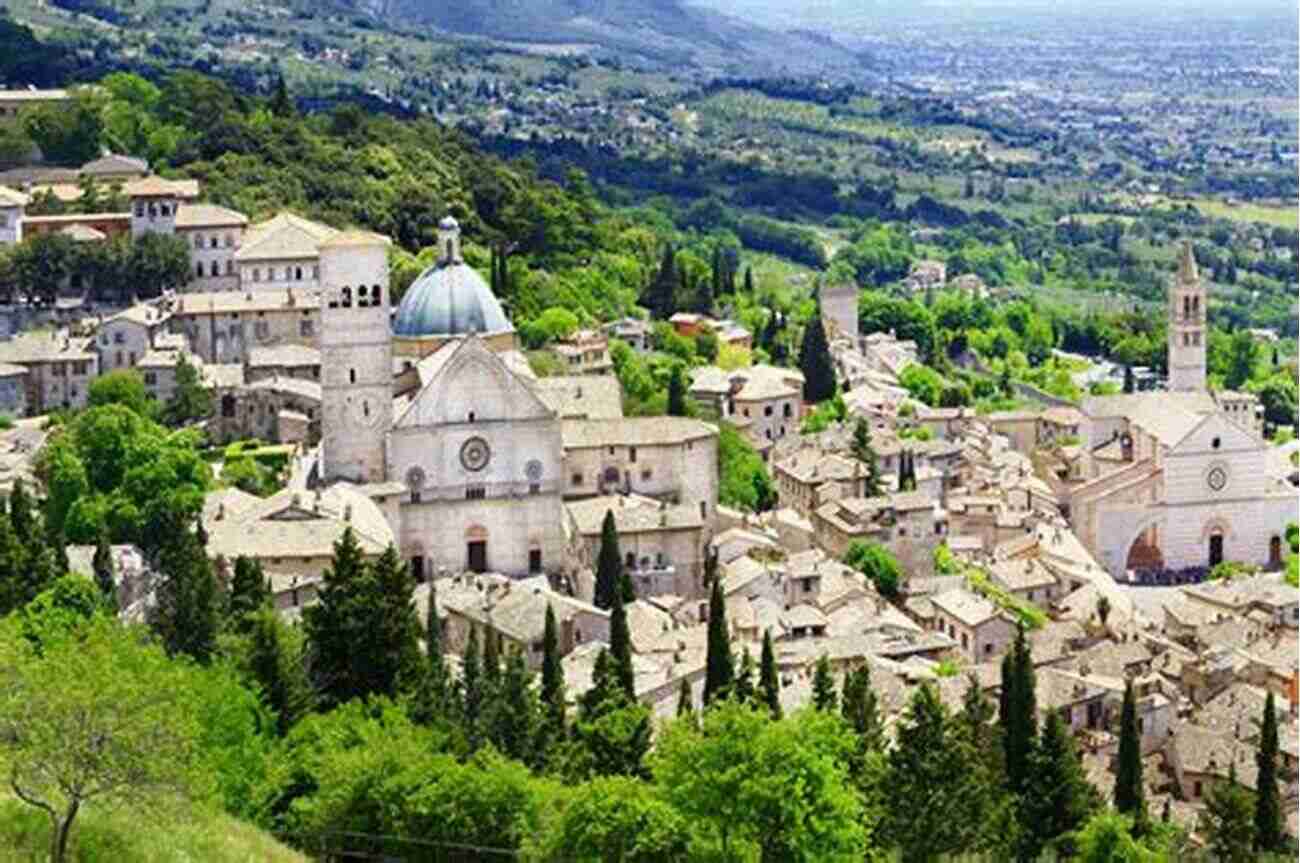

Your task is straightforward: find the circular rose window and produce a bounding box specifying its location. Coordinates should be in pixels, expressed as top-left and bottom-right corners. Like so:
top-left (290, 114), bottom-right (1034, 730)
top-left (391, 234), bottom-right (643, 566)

top-left (460, 437), bottom-right (491, 472)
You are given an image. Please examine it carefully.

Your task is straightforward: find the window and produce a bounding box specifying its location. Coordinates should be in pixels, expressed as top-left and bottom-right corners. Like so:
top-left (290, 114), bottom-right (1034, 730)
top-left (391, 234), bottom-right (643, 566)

top-left (252, 268), bottom-right (261, 283)
top-left (1212, 437), bottom-right (1221, 450)
top-left (571, 473), bottom-right (583, 486)
top-left (341, 287), bottom-right (352, 308)
top-left (961, 633), bottom-right (968, 648)
top-left (629, 446), bottom-right (637, 463)
top-left (529, 483), bottom-right (540, 495)
top-left (196, 262), bottom-right (204, 278)
top-left (357, 286), bottom-right (368, 308)
top-left (209, 236), bottom-right (218, 249)
top-left (468, 411), bottom-right (476, 422)
top-left (764, 404), bottom-right (773, 416)
top-left (210, 261), bottom-right (220, 277)
top-left (372, 285), bottom-right (382, 305)
top-left (641, 468), bottom-right (652, 481)
top-left (529, 549), bottom-right (543, 573)
top-left (143, 372), bottom-right (157, 385)
top-left (784, 403), bottom-right (792, 418)
top-left (411, 556), bottom-right (425, 582)
top-left (193, 235), bottom-right (203, 249)
top-left (113, 332), bottom-right (125, 344)
top-left (115, 351), bottom-right (123, 366)
top-left (255, 322), bottom-right (269, 339)
top-left (349, 369), bottom-right (356, 384)
top-left (295, 266), bottom-right (303, 281)
top-left (699, 501), bottom-right (707, 519)
top-left (466, 485), bottom-right (486, 500)
top-left (299, 320), bottom-right (313, 337)
top-left (1193, 781), bottom-right (1202, 798)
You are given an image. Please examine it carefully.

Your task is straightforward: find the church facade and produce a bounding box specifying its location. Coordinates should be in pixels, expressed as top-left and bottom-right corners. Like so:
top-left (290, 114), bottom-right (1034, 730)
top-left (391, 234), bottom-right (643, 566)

top-left (1067, 244), bottom-right (1294, 579)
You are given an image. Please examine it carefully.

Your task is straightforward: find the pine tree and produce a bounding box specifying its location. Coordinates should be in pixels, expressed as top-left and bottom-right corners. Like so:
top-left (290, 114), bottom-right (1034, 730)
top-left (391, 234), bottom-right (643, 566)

top-left (734, 646), bottom-right (756, 704)
top-left (151, 530), bottom-right (218, 663)
top-left (1001, 624), bottom-right (1037, 795)
top-left (812, 654), bottom-right (837, 712)
top-left (676, 678), bottom-right (693, 718)
top-left (667, 364), bottom-right (688, 416)
top-left (594, 510), bottom-right (623, 610)
top-left (1114, 678), bottom-right (1147, 830)
top-left (1022, 711), bottom-right (1098, 859)
top-left (609, 592), bottom-right (635, 701)
top-left (797, 308), bottom-right (836, 403)
top-left (91, 529), bottom-right (116, 610)
top-left (539, 604), bottom-right (566, 749)
top-left (1204, 764), bottom-right (1256, 863)
top-left (850, 418), bottom-right (883, 497)
top-left (245, 608), bottom-right (313, 736)
top-left (228, 555), bottom-right (270, 625)
top-left (759, 628), bottom-right (781, 719)
top-left (703, 579), bottom-right (733, 705)
top-left (1254, 690), bottom-right (1282, 852)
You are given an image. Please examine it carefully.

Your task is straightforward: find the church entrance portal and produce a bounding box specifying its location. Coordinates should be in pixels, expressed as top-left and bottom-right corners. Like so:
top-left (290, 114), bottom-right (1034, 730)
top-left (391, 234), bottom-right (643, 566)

top-left (1208, 534), bottom-right (1224, 569)
top-left (468, 541), bottom-right (487, 573)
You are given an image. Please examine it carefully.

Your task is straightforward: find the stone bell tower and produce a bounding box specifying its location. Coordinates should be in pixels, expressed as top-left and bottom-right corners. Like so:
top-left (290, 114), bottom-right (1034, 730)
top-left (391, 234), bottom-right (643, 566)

top-left (1167, 241), bottom-right (1206, 393)
top-left (319, 230), bottom-right (393, 484)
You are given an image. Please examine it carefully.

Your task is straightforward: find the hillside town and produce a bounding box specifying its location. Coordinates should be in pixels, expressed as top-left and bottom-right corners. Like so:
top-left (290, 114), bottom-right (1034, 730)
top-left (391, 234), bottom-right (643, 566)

top-left (0, 134), bottom-right (1295, 851)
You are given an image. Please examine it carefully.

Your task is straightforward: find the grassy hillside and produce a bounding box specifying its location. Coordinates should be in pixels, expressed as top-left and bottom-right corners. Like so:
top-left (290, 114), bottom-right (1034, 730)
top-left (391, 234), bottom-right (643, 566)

top-left (0, 799), bottom-right (305, 863)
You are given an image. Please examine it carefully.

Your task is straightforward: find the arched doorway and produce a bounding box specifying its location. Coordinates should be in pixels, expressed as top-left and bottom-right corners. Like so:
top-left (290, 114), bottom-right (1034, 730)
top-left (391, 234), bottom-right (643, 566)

top-left (466, 525), bottom-right (488, 573)
top-left (1125, 524), bottom-right (1164, 577)
top-left (1269, 536), bottom-right (1283, 570)
top-left (1208, 532), bottom-right (1224, 569)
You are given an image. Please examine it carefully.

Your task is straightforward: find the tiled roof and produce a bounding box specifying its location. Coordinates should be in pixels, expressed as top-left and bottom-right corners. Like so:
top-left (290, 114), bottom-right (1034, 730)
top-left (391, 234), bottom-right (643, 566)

top-left (566, 493), bottom-right (704, 535)
top-left (80, 153), bottom-right (148, 175)
top-left (989, 558), bottom-right (1058, 592)
top-left (0, 331), bottom-right (96, 364)
top-left (175, 203), bottom-right (248, 229)
top-left (247, 344), bottom-right (320, 368)
top-left (235, 212), bottom-right (338, 262)
top-left (931, 587), bottom-right (1000, 627)
top-left (170, 289), bottom-right (319, 315)
top-left (124, 175), bottom-right (189, 197)
top-left (561, 416), bottom-right (716, 449)
top-left (204, 484), bottom-right (393, 561)
top-left (243, 376), bottom-right (321, 401)
top-left (530, 375), bottom-right (623, 420)
top-left (1169, 723), bottom-right (1260, 790)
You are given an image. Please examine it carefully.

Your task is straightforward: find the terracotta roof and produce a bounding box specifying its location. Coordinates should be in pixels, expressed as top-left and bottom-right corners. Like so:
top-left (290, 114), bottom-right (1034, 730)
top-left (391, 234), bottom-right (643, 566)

top-left (80, 153), bottom-right (148, 175)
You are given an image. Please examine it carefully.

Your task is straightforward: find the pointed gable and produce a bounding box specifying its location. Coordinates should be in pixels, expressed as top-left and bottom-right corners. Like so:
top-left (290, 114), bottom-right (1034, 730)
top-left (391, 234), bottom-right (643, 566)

top-left (1170, 410), bottom-right (1261, 456)
top-left (395, 337), bottom-right (553, 429)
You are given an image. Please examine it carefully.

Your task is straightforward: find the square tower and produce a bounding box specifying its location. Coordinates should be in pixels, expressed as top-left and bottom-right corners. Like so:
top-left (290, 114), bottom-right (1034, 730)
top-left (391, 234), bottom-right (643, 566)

top-left (1167, 242), bottom-right (1206, 393)
top-left (127, 177), bottom-right (181, 239)
top-left (320, 230), bottom-right (393, 484)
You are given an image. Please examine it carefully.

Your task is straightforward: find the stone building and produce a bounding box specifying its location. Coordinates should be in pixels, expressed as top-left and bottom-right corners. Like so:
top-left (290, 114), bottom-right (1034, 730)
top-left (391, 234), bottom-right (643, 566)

top-left (929, 587), bottom-right (1017, 663)
top-left (548, 329), bottom-right (612, 374)
top-left (166, 288), bottom-right (319, 365)
top-left (235, 212), bottom-right (338, 295)
top-left (0, 364), bottom-right (27, 417)
top-left (689, 364), bottom-right (804, 453)
top-left (811, 490), bottom-right (945, 576)
top-left (246, 344), bottom-right (320, 383)
top-left (560, 416), bottom-right (719, 514)
top-left (564, 493), bottom-right (707, 597)
top-left (0, 330), bottom-right (98, 413)
top-left (178, 203), bottom-right (248, 292)
top-left (820, 284), bottom-right (859, 343)
top-left (773, 449), bottom-right (868, 518)
top-left (96, 303), bottom-right (171, 374)
top-left (0, 186), bottom-right (27, 245)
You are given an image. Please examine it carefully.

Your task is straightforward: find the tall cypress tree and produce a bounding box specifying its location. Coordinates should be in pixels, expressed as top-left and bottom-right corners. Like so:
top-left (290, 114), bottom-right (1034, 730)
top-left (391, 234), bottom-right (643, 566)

top-left (1113, 678), bottom-right (1147, 830)
top-left (92, 529), bottom-right (116, 610)
top-left (462, 625), bottom-right (483, 746)
top-left (798, 307), bottom-right (836, 403)
top-left (483, 627), bottom-right (501, 687)
top-left (245, 607), bottom-right (313, 736)
top-left (850, 418), bottom-right (883, 497)
top-left (228, 555), bottom-right (270, 625)
top-left (743, 266), bottom-right (754, 295)
top-left (841, 664), bottom-right (884, 752)
top-left (1001, 624), bottom-right (1037, 794)
top-left (759, 628), bottom-right (781, 719)
top-left (1023, 711), bottom-right (1097, 859)
top-left (151, 530), bottom-right (218, 663)
top-left (812, 654), bottom-right (837, 712)
top-left (1254, 690), bottom-right (1282, 852)
top-left (667, 364), bottom-right (688, 416)
top-left (594, 510), bottom-right (623, 610)
top-left (647, 245), bottom-right (679, 320)
top-left (703, 579), bottom-right (733, 705)
top-left (1204, 763), bottom-right (1256, 863)
top-left (734, 646), bottom-right (756, 704)
top-left (413, 580), bottom-right (451, 725)
top-left (0, 512), bottom-right (23, 615)
top-left (539, 604), bottom-right (566, 749)
top-left (609, 592), bottom-right (635, 701)
top-left (488, 647), bottom-right (538, 763)
top-left (8, 477), bottom-right (33, 539)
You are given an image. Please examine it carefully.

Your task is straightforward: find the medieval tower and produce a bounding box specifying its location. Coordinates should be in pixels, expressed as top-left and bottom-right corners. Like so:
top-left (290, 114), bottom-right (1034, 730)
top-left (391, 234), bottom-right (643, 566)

top-left (319, 230), bottom-right (393, 484)
top-left (1167, 241), bottom-right (1206, 393)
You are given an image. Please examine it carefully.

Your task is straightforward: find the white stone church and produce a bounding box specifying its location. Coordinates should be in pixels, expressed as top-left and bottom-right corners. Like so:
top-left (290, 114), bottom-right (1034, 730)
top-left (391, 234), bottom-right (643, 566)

top-left (315, 217), bottom-right (718, 587)
top-left (1067, 244), bottom-right (1296, 578)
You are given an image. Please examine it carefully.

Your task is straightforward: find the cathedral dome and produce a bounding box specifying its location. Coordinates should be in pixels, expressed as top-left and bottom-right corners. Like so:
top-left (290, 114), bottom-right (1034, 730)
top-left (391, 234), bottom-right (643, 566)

top-left (392, 261), bottom-right (510, 338)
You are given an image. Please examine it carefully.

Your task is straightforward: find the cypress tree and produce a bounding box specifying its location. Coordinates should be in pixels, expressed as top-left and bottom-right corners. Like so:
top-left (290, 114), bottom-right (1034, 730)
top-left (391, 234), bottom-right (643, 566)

top-left (245, 607), bottom-right (313, 736)
top-left (841, 664), bottom-right (884, 752)
top-left (759, 628), bottom-right (781, 719)
top-left (489, 647), bottom-right (538, 763)
top-left (703, 579), bottom-right (733, 705)
top-left (0, 513), bottom-right (24, 615)
top-left (1204, 763), bottom-right (1256, 863)
top-left (412, 580), bottom-right (451, 724)
top-left (743, 266), bottom-right (754, 295)
top-left (228, 555), bottom-right (270, 624)
top-left (540, 604), bottom-right (566, 746)
top-left (850, 418), bottom-right (883, 497)
top-left (8, 477), bottom-right (33, 539)
top-left (1001, 624), bottom-right (1037, 794)
top-left (647, 245), bottom-right (678, 320)
top-left (667, 364), bottom-right (688, 416)
top-left (734, 646), bottom-right (756, 704)
top-left (797, 307), bottom-right (836, 403)
top-left (270, 75), bottom-right (294, 117)
top-left (594, 510), bottom-right (623, 610)
top-left (92, 529), bottom-right (116, 610)
top-left (483, 627), bottom-right (501, 687)
top-left (609, 592), bottom-right (635, 701)
top-left (812, 654), bottom-right (837, 712)
top-left (1023, 711), bottom-right (1097, 859)
top-left (1113, 678), bottom-right (1147, 829)
top-left (1254, 690), bottom-right (1282, 852)
top-left (152, 530), bottom-right (218, 664)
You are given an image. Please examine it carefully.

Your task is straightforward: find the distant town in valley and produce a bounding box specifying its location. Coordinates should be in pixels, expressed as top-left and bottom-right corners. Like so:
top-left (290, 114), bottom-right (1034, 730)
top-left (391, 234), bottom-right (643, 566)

top-left (0, 1), bottom-right (1296, 861)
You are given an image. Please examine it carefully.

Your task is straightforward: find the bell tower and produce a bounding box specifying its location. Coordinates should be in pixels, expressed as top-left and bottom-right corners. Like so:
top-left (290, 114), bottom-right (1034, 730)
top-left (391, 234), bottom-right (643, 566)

top-left (1167, 241), bottom-right (1206, 393)
top-left (320, 230), bottom-right (393, 484)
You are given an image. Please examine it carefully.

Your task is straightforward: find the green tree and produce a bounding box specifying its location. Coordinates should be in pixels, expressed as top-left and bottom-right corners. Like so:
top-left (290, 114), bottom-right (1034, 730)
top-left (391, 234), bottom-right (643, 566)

top-left (235, 607), bottom-right (313, 736)
top-left (567, 649), bottom-right (652, 779)
top-left (411, 580), bottom-right (452, 726)
top-left (1022, 711), bottom-right (1098, 858)
top-left (539, 603), bottom-right (566, 753)
top-left (594, 510), bottom-right (625, 611)
top-left (485, 646), bottom-right (538, 763)
top-left (1224, 330), bottom-right (1259, 391)
top-left (734, 646), bottom-right (756, 704)
top-left (151, 530), bottom-right (218, 663)
top-left (1000, 624), bottom-right (1037, 795)
top-left (654, 701), bottom-right (868, 861)
top-left (703, 579), bottom-right (733, 705)
top-left (227, 555), bottom-right (270, 625)
top-left (812, 654), bottom-right (837, 712)
top-left (124, 232), bottom-right (191, 299)
top-left (850, 417), bottom-right (883, 496)
top-left (0, 617), bottom-right (202, 863)
top-left (304, 534), bottom-right (421, 707)
top-left (1254, 690), bottom-right (1283, 852)
top-left (87, 370), bottom-right (154, 419)
top-left (798, 308), bottom-right (837, 403)
top-left (21, 88), bottom-right (104, 165)
top-left (666, 363), bottom-right (688, 416)
top-left (646, 245), bottom-right (679, 320)
top-left (1075, 811), bottom-right (1149, 863)
top-left (531, 776), bottom-right (690, 862)
top-left (843, 541), bottom-right (903, 599)
top-left (1202, 765), bottom-right (1256, 863)
top-left (8, 477), bottom-right (34, 539)
top-left (609, 591), bottom-right (635, 701)
top-left (90, 529), bottom-right (116, 610)
top-left (162, 352), bottom-right (212, 427)
top-left (841, 664), bottom-right (884, 754)
top-left (462, 625), bottom-right (484, 747)
top-left (676, 677), bottom-right (693, 718)
top-left (1113, 678), bottom-right (1147, 830)
top-left (759, 628), bottom-right (782, 720)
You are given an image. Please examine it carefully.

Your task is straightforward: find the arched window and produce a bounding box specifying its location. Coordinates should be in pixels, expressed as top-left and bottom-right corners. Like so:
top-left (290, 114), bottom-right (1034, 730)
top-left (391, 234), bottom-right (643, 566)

top-left (349, 369), bottom-right (356, 384)
top-left (209, 236), bottom-right (218, 249)
top-left (372, 284), bottom-right (382, 305)
top-left (341, 287), bottom-right (352, 308)
top-left (295, 266), bottom-right (303, 281)
top-left (148, 203), bottom-right (157, 217)
top-left (357, 286), bottom-right (368, 308)
top-left (195, 262), bottom-right (204, 278)
top-left (210, 261), bottom-right (220, 277)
